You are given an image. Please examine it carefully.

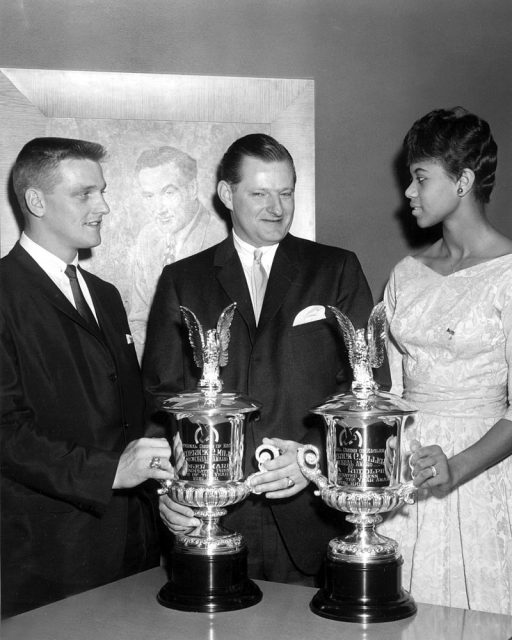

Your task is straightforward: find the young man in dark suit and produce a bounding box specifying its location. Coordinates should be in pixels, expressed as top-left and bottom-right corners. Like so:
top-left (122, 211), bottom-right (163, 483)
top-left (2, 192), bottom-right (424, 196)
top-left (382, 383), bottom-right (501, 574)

top-left (143, 133), bottom-right (373, 585)
top-left (0, 137), bottom-right (174, 617)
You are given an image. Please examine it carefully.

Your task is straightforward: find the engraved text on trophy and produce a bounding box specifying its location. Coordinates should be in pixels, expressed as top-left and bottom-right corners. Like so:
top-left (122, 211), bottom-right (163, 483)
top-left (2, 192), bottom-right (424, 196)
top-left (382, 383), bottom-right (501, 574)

top-left (327, 417), bottom-right (398, 488)
top-left (172, 413), bottom-right (245, 483)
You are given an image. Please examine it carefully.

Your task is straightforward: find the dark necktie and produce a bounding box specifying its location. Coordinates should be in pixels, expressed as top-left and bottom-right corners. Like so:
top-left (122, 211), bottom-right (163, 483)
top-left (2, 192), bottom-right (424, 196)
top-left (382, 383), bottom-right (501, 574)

top-left (64, 264), bottom-right (98, 327)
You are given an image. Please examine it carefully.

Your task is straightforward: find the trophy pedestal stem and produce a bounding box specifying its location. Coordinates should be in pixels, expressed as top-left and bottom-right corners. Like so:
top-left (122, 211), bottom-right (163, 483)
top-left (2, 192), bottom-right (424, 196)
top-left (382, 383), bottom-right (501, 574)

top-left (311, 555), bottom-right (416, 623)
top-left (193, 509), bottom-right (231, 541)
top-left (157, 545), bottom-right (262, 612)
top-left (330, 513), bottom-right (399, 560)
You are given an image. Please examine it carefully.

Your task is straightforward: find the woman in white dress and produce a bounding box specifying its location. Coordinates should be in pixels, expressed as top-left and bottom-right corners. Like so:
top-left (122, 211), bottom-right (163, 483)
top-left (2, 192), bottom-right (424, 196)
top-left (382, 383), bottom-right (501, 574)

top-left (383, 107), bottom-right (512, 614)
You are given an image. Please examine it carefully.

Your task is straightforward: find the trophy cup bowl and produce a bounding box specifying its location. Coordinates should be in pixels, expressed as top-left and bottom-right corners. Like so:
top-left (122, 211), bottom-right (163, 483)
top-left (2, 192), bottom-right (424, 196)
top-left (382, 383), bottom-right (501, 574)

top-left (296, 302), bottom-right (417, 623)
top-left (156, 304), bottom-right (263, 612)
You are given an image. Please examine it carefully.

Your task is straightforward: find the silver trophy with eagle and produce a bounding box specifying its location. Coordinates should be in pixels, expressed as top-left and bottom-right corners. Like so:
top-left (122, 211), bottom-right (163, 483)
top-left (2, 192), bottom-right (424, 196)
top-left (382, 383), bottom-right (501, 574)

top-left (156, 303), bottom-right (262, 613)
top-left (297, 302), bottom-right (417, 623)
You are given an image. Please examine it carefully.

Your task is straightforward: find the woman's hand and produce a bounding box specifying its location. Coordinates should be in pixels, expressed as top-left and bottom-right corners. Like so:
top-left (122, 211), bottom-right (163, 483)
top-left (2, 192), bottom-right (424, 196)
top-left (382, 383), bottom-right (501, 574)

top-left (409, 438), bottom-right (454, 496)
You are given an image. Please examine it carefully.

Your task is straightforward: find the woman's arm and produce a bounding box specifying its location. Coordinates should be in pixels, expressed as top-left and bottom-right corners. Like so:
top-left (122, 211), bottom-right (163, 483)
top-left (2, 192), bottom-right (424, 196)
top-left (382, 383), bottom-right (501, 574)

top-left (410, 418), bottom-right (512, 496)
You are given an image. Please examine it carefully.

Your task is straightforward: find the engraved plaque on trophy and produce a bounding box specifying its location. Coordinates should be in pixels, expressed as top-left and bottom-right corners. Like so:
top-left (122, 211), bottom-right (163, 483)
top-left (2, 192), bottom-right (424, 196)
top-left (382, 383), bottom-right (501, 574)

top-left (156, 303), bottom-right (263, 612)
top-left (297, 302), bottom-right (417, 623)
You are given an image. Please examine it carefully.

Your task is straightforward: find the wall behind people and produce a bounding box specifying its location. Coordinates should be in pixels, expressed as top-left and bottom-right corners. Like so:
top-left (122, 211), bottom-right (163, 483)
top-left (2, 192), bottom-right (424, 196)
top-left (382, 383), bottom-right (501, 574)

top-left (1, 0), bottom-right (511, 300)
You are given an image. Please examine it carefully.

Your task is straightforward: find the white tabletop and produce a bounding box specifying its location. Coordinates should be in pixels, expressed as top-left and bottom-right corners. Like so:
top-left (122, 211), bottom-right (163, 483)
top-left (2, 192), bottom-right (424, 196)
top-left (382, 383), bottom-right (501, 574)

top-left (2, 567), bottom-right (511, 640)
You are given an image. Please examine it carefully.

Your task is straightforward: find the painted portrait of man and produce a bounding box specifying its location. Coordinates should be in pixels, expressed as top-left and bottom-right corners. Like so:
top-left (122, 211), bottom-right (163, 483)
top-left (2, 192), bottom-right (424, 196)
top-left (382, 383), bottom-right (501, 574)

top-left (129, 146), bottom-right (228, 359)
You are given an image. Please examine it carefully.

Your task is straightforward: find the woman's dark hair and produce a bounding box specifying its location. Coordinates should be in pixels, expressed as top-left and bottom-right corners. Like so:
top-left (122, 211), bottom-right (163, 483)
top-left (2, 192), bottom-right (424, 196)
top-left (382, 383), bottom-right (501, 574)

top-left (219, 133), bottom-right (296, 186)
top-left (404, 107), bottom-right (497, 203)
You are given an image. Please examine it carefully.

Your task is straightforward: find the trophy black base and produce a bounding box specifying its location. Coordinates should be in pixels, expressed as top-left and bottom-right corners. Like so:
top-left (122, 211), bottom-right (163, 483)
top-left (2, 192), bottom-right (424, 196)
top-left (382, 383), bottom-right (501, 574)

top-left (311, 556), bottom-right (416, 623)
top-left (157, 546), bottom-right (262, 613)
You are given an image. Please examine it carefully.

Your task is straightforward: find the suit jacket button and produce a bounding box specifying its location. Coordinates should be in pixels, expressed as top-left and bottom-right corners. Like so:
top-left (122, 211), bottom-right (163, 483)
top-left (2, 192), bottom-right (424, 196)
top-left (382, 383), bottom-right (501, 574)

top-left (109, 373), bottom-right (118, 382)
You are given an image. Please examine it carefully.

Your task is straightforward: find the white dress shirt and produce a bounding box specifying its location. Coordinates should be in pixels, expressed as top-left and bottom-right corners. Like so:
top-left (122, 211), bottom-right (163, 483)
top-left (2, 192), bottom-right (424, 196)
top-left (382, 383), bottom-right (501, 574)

top-left (232, 230), bottom-right (279, 311)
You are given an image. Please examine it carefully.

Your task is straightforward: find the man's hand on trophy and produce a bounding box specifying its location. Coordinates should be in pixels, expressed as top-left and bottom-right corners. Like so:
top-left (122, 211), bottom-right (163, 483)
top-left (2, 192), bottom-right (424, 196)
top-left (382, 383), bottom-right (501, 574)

top-left (408, 439), bottom-right (452, 497)
top-left (159, 494), bottom-right (201, 534)
top-left (113, 437), bottom-right (173, 489)
top-left (249, 437), bottom-right (309, 499)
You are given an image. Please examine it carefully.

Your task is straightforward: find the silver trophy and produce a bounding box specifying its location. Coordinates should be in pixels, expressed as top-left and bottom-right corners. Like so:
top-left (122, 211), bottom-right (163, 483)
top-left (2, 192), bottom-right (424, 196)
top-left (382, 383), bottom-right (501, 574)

top-left (297, 302), bottom-right (417, 623)
top-left (156, 303), bottom-right (263, 612)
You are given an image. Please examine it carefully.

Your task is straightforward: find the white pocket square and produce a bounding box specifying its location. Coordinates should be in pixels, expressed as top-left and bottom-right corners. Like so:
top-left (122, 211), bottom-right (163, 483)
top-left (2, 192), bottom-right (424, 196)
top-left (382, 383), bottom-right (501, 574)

top-left (292, 305), bottom-right (326, 326)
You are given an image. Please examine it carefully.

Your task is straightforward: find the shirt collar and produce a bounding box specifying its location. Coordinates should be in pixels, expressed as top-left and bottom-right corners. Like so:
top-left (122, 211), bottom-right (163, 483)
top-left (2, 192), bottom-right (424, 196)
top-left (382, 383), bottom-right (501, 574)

top-left (232, 230), bottom-right (279, 269)
top-left (20, 232), bottom-right (78, 274)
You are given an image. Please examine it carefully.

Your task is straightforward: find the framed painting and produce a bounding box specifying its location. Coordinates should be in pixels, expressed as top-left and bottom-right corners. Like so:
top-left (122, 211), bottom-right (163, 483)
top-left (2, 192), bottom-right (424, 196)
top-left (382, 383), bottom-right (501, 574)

top-left (0, 68), bottom-right (314, 357)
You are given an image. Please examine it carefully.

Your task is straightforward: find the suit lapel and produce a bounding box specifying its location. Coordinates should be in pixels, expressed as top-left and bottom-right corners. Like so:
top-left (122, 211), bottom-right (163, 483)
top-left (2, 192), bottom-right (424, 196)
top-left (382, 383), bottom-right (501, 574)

top-left (77, 268), bottom-right (111, 343)
top-left (12, 244), bottom-right (106, 342)
top-left (214, 237), bottom-right (257, 340)
top-left (213, 234), bottom-right (300, 339)
top-left (257, 234), bottom-right (299, 332)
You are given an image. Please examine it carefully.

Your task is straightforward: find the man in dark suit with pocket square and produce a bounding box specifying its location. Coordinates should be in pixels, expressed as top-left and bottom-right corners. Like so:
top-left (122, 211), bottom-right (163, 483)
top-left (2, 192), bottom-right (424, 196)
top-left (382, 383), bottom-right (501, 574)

top-left (0, 137), bottom-right (174, 617)
top-left (143, 133), bottom-right (373, 586)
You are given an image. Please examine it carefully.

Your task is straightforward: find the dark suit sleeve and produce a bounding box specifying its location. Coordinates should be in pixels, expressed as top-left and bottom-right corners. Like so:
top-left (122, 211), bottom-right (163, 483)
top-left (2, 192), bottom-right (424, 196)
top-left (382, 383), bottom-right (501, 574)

top-left (329, 251), bottom-right (374, 389)
top-left (0, 301), bottom-right (121, 515)
top-left (142, 267), bottom-right (186, 423)
top-left (335, 251), bottom-right (374, 329)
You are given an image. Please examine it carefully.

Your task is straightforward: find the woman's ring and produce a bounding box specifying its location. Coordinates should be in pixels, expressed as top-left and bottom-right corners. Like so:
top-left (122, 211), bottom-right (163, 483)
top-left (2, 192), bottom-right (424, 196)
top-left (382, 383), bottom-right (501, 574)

top-left (286, 477), bottom-right (295, 488)
top-left (430, 465), bottom-right (437, 478)
top-left (150, 456), bottom-right (162, 470)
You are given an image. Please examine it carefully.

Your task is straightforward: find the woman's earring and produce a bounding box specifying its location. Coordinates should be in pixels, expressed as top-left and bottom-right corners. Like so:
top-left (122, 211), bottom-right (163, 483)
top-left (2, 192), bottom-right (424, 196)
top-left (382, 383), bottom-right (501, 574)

top-left (457, 187), bottom-right (463, 196)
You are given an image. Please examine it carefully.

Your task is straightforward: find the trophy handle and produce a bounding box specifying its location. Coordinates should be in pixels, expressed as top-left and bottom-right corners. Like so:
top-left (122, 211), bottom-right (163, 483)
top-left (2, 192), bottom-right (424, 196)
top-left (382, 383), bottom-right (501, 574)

top-left (396, 480), bottom-right (417, 505)
top-left (157, 479), bottom-right (173, 496)
top-left (297, 444), bottom-right (329, 491)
